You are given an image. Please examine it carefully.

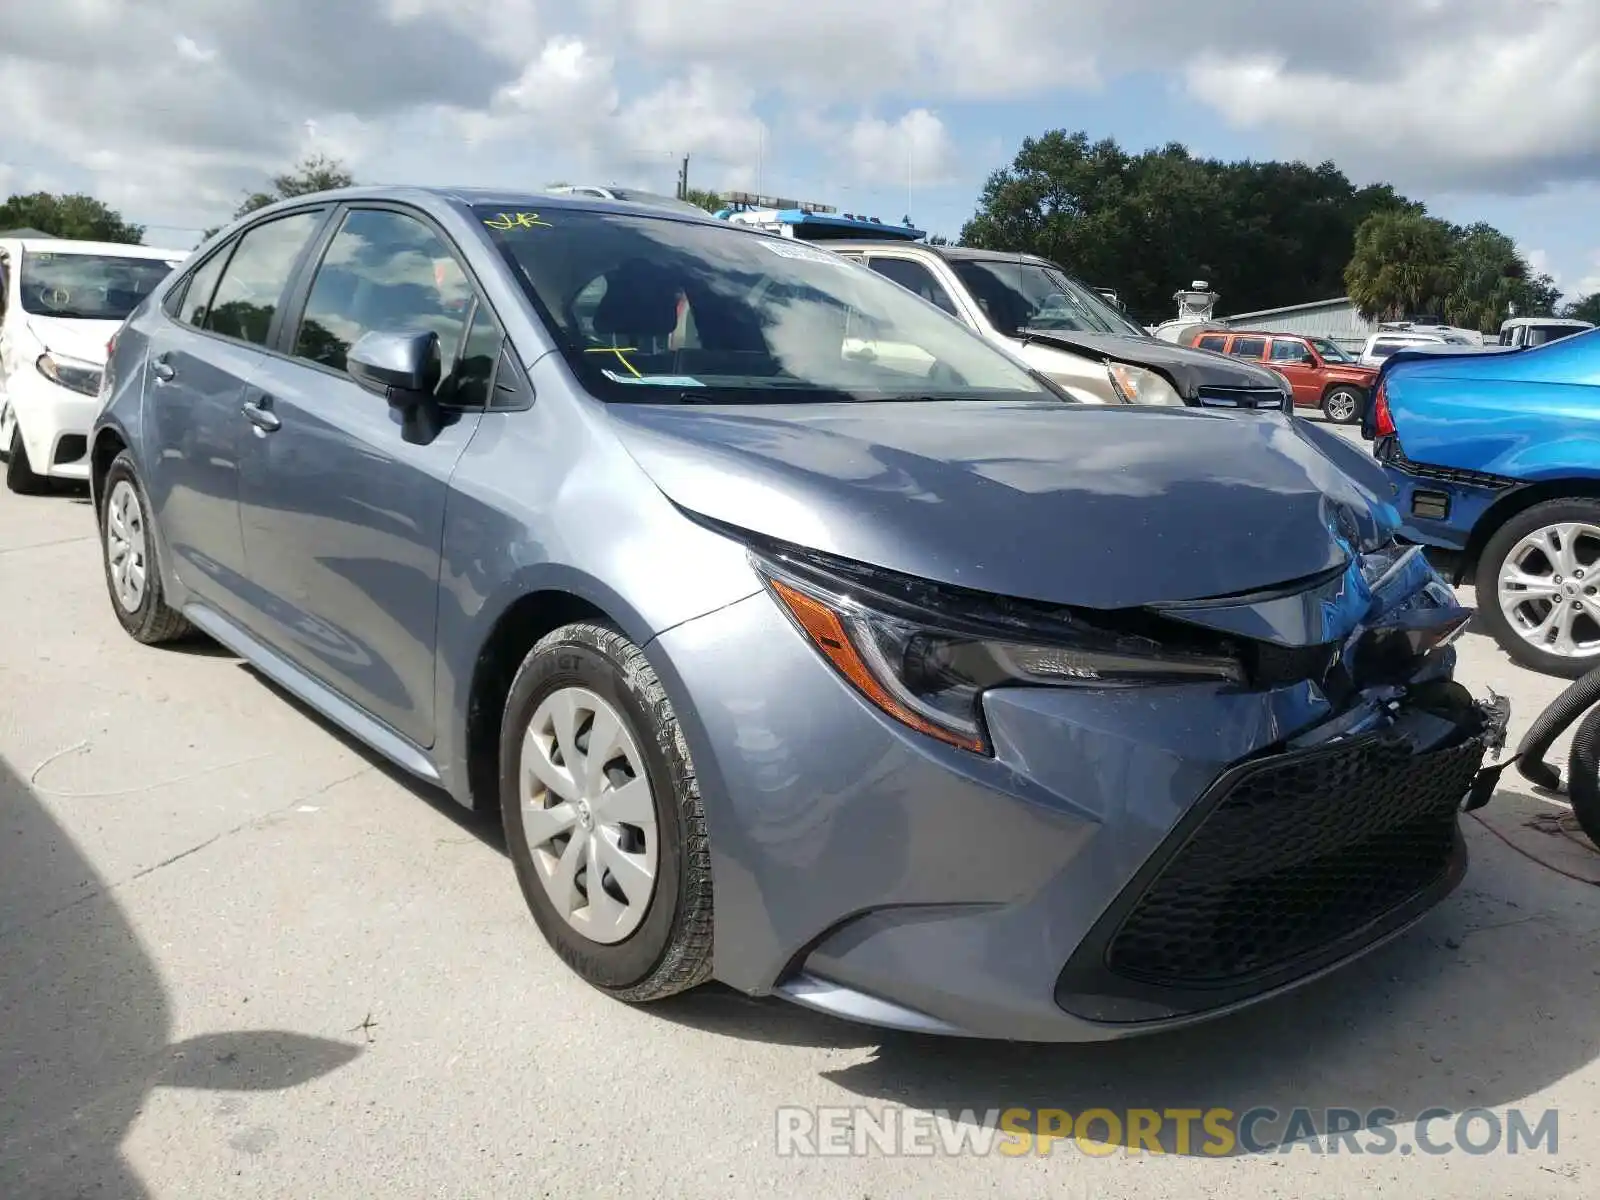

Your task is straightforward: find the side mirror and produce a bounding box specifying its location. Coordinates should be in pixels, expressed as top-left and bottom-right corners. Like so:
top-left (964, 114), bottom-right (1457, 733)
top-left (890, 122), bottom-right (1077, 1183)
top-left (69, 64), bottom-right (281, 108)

top-left (347, 330), bottom-right (445, 445)
top-left (348, 330), bottom-right (441, 401)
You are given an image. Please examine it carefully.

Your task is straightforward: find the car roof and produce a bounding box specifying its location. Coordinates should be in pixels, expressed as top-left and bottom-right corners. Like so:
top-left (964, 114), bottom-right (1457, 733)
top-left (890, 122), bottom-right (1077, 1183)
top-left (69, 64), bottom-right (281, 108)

top-left (0, 237), bottom-right (188, 258)
top-left (229, 184), bottom-right (729, 227)
top-left (1215, 330), bottom-right (1303, 339)
top-left (828, 240), bottom-right (1058, 267)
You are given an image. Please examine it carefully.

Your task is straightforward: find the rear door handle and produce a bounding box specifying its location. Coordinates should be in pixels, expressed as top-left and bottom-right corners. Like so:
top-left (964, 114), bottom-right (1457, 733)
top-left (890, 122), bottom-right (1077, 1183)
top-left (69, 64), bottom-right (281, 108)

top-left (242, 395), bottom-right (281, 433)
top-left (151, 354), bottom-right (175, 382)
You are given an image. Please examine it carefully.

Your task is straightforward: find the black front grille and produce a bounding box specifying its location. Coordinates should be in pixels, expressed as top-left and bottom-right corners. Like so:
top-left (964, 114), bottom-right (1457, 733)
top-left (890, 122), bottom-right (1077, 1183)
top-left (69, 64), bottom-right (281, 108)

top-left (1196, 386), bottom-right (1286, 410)
top-left (1104, 731), bottom-right (1487, 989)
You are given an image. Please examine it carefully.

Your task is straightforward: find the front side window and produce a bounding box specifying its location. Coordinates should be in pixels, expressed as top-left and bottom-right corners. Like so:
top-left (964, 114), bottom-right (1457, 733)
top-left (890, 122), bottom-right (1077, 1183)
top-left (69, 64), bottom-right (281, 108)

top-left (292, 208), bottom-right (474, 376)
top-left (1230, 337), bottom-right (1267, 359)
top-left (18, 251), bottom-right (180, 321)
top-left (206, 212), bottom-right (324, 346)
top-left (1309, 337), bottom-right (1352, 363)
top-left (477, 206), bottom-right (1052, 404)
top-left (947, 258), bottom-right (1146, 338)
top-left (1269, 339), bottom-right (1310, 362)
top-left (867, 257), bottom-right (960, 317)
top-left (1369, 340), bottom-right (1407, 360)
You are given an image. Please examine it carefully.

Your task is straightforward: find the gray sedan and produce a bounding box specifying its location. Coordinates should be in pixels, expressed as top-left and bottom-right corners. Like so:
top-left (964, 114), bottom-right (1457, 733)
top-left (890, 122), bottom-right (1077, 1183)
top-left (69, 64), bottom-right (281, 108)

top-left (90, 186), bottom-right (1497, 1040)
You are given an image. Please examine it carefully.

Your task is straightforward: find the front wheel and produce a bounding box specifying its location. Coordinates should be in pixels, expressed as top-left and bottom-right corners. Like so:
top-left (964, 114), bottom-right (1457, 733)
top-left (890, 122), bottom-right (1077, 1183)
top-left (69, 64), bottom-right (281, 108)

top-left (1321, 386), bottom-right (1364, 425)
top-left (1476, 498), bottom-right (1600, 678)
top-left (498, 621), bottom-right (714, 1002)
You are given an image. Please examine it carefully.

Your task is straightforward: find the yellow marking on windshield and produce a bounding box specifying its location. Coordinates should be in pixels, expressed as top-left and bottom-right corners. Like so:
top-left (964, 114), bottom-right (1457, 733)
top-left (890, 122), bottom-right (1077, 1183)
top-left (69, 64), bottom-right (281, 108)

top-left (585, 346), bottom-right (642, 377)
top-left (483, 211), bottom-right (552, 231)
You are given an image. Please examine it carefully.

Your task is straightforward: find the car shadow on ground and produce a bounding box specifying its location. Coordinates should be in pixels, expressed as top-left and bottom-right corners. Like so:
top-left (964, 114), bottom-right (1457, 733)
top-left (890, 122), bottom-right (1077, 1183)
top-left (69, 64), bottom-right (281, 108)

top-left (0, 754), bottom-right (365, 1195)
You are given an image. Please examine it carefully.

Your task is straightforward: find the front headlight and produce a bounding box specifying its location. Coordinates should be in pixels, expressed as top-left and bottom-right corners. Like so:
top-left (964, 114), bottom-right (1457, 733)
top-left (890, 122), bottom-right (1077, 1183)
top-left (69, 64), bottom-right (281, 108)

top-left (36, 351), bottom-right (103, 397)
top-left (1105, 362), bottom-right (1184, 406)
top-left (753, 548), bottom-right (1244, 754)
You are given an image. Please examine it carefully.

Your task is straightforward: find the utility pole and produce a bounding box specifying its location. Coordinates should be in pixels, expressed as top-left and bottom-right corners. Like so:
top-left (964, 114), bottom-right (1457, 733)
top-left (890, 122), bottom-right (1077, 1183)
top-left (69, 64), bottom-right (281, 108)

top-left (677, 156), bottom-right (689, 200)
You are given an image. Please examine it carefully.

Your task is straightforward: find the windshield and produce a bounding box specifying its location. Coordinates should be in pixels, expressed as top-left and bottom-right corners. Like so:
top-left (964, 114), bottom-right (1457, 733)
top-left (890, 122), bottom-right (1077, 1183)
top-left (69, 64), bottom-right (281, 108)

top-left (476, 206), bottom-right (1055, 404)
top-left (947, 259), bottom-right (1148, 338)
top-left (19, 251), bottom-right (178, 320)
top-left (1309, 337), bottom-right (1353, 363)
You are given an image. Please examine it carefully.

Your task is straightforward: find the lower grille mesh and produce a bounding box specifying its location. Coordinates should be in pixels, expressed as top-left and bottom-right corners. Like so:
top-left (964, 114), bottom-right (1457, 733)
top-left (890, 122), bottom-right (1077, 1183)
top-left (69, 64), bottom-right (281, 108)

top-left (1105, 731), bottom-right (1487, 987)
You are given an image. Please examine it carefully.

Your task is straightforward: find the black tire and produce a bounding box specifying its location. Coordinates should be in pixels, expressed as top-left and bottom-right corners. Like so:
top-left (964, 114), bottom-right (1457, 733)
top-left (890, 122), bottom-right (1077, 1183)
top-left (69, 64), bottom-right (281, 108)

top-left (99, 452), bottom-right (193, 644)
top-left (498, 621), bottom-right (713, 1002)
top-left (1321, 386), bottom-right (1365, 425)
top-left (1476, 498), bottom-right (1600, 679)
top-left (6, 426), bottom-right (49, 494)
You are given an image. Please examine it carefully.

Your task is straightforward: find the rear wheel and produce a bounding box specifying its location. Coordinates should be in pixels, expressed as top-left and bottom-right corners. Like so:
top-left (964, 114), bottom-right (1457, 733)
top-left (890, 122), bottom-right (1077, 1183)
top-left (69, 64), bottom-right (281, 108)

top-left (5, 426), bottom-right (49, 494)
top-left (99, 453), bottom-right (192, 644)
top-left (1321, 386), bottom-right (1364, 425)
top-left (1476, 498), bottom-right (1600, 678)
top-left (498, 621), bottom-right (713, 1002)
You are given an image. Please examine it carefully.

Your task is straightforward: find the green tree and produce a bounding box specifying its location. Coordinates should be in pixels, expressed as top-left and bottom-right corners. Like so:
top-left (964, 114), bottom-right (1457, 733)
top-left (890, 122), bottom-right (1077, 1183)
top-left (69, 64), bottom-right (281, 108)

top-left (1444, 222), bottom-right (1558, 331)
top-left (682, 188), bottom-right (725, 212)
top-left (0, 192), bottom-right (144, 243)
top-left (200, 154), bottom-right (356, 240)
top-left (1344, 210), bottom-right (1458, 322)
top-left (1562, 293), bottom-right (1600, 325)
top-left (958, 130), bottom-right (1419, 323)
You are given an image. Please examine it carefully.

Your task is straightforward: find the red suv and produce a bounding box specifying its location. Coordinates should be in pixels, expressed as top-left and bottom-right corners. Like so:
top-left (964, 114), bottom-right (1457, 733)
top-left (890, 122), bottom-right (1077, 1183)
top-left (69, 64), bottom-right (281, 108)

top-left (1191, 330), bottom-right (1377, 424)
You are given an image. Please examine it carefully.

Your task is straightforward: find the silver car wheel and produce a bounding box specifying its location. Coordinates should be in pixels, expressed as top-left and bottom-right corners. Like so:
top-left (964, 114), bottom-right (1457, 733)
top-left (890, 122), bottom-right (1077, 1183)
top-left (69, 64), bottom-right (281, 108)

top-left (1324, 389), bottom-right (1358, 422)
top-left (518, 685), bottom-right (659, 945)
top-left (105, 479), bottom-right (149, 613)
top-left (1497, 520), bottom-right (1600, 659)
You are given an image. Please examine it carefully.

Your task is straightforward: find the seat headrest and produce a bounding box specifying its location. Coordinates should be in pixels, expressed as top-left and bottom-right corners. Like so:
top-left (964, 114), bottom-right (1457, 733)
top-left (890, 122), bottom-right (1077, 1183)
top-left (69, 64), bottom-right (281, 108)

top-left (592, 260), bottom-right (680, 338)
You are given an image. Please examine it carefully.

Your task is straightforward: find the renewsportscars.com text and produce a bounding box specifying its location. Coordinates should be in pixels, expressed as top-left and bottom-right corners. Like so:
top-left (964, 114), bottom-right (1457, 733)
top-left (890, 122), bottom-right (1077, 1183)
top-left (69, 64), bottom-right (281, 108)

top-left (774, 1105), bottom-right (1560, 1158)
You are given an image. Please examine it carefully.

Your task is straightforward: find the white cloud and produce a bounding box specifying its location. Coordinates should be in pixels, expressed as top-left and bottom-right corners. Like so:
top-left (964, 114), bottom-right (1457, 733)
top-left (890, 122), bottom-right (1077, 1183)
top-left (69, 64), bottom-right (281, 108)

top-left (813, 109), bottom-right (960, 188)
top-left (3, 0), bottom-right (1600, 237)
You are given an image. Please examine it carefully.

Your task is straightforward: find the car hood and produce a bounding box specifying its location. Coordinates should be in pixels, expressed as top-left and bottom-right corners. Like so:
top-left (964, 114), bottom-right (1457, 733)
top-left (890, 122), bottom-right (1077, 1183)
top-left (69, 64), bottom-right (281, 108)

top-left (24, 315), bottom-right (122, 366)
top-left (1017, 329), bottom-right (1286, 397)
top-left (606, 400), bottom-right (1399, 609)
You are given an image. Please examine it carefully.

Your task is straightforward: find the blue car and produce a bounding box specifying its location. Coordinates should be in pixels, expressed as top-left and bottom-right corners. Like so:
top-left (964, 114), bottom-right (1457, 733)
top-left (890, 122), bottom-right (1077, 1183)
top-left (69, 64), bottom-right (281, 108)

top-left (88, 186), bottom-right (1498, 1040)
top-left (1366, 328), bottom-right (1600, 677)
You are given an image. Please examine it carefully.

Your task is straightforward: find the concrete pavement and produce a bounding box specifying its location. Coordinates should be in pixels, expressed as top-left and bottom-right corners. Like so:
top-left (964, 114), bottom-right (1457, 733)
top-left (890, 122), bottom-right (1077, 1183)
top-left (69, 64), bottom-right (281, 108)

top-left (2, 455), bottom-right (1597, 1198)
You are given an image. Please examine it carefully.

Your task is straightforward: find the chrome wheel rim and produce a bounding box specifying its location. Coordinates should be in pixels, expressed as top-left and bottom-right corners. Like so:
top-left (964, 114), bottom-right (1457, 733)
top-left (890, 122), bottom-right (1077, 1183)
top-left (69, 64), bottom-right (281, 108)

top-left (105, 480), bottom-right (148, 612)
top-left (1326, 390), bottom-right (1357, 421)
top-left (1498, 521), bottom-right (1600, 659)
top-left (518, 686), bottom-right (658, 944)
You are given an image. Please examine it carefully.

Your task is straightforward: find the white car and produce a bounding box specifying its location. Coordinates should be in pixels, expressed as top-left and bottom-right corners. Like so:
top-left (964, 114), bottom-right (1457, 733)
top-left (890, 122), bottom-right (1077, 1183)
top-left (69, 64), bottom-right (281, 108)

top-left (1356, 328), bottom-right (1476, 369)
top-left (0, 237), bottom-right (187, 493)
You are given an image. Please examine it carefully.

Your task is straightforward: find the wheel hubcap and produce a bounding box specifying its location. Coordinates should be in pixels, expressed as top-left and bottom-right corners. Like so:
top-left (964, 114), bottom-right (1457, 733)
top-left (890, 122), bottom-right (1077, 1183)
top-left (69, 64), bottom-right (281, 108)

top-left (1498, 521), bottom-right (1600, 659)
top-left (518, 686), bottom-right (658, 944)
top-left (1328, 391), bottom-right (1356, 421)
top-left (105, 480), bottom-right (148, 612)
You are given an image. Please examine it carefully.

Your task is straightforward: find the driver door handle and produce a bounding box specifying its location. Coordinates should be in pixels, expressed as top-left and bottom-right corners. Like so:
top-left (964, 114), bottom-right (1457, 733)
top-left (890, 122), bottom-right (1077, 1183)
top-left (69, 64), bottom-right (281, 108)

top-left (242, 394), bottom-right (281, 433)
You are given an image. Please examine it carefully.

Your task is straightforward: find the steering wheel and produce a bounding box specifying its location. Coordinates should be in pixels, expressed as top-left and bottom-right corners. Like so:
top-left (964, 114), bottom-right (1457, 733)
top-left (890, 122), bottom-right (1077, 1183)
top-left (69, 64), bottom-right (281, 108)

top-left (35, 285), bottom-right (71, 311)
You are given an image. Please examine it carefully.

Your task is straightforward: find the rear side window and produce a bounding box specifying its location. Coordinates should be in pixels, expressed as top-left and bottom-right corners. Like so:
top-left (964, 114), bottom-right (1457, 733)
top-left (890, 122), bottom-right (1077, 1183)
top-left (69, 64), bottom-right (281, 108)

top-left (170, 250), bottom-right (230, 329)
top-left (1369, 340), bottom-right (1407, 359)
top-left (1229, 337), bottom-right (1267, 359)
top-left (867, 257), bottom-right (960, 317)
top-left (1196, 334), bottom-right (1227, 352)
top-left (206, 212), bottom-right (324, 346)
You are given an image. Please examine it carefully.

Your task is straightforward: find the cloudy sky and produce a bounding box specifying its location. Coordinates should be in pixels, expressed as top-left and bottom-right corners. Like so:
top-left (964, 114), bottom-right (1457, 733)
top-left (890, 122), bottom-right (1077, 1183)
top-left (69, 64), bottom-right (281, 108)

top-left (4, 0), bottom-right (1599, 303)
